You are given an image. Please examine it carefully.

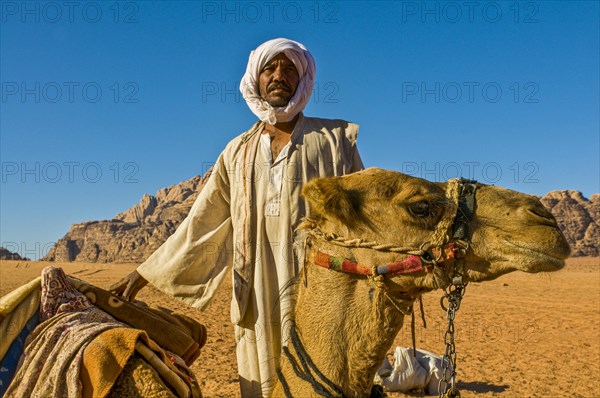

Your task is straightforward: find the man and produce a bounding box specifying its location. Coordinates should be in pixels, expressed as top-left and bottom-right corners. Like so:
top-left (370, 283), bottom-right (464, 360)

top-left (110, 38), bottom-right (363, 397)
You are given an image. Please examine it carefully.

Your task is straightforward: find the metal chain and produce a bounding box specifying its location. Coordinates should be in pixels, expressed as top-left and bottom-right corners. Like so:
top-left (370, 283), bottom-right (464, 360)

top-left (438, 284), bottom-right (466, 398)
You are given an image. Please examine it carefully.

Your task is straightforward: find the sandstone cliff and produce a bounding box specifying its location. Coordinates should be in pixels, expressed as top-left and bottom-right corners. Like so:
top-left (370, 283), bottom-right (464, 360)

top-left (43, 172), bottom-right (209, 263)
top-left (43, 176), bottom-right (598, 263)
top-left (540, 190), bottom-right (599, 257)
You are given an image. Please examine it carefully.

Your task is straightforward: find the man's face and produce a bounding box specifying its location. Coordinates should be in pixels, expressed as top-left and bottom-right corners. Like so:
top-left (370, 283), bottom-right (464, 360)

top-left (259, 53), bottom-right (300, 107)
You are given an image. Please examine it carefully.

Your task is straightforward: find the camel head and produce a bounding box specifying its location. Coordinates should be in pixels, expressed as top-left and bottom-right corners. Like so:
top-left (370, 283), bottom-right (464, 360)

top-left (301, 167), bottom-right (570, 293)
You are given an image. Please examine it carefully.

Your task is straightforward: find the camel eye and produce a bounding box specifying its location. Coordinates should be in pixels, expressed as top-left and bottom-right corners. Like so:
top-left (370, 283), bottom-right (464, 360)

top-left (408, 201), bottom-right (432, 218)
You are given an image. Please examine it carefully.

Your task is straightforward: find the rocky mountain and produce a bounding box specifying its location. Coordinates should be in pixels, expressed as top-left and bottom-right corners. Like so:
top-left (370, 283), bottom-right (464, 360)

top-left (0, 247), bottom-right (30, 261)
top-left (540, 190), bottom-right (599, 257)
top-left (43, 176), bottom-right (598, 263)
top-left (43, 172), bottom-right (210, 263)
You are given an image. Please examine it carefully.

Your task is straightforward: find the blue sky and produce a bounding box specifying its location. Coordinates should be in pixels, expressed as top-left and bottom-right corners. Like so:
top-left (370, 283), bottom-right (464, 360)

top-left (1, 0), bottom-right (598, 260)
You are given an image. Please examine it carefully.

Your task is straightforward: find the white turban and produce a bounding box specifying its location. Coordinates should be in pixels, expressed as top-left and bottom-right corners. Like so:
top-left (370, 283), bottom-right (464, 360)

top-left (239, 38), bottom-right (316, 124)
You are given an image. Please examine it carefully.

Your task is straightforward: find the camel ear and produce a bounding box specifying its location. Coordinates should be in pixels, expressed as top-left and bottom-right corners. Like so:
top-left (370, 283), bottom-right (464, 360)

top-left (302, 177), bottom-right (361, 226)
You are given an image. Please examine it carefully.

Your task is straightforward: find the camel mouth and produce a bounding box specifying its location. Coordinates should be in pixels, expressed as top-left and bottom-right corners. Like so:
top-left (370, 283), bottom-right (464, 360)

top-left (503, 239), bottom-right (567, 273)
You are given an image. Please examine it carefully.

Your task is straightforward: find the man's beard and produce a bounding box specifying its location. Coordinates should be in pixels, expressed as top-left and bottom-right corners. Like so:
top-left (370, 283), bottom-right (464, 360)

top-left (266, 97), bottom-right (290, 107)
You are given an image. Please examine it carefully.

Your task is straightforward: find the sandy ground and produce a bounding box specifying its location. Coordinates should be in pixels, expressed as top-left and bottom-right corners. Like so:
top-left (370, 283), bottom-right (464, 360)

top-left (1, 257), bottom-right (598, 398)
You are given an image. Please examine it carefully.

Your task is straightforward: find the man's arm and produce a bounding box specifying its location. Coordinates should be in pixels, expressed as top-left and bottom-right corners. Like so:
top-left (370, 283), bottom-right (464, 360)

top-left (109, 270), bottom-right (148, 301)
top-left (111, 153), bottom-right (233, 309)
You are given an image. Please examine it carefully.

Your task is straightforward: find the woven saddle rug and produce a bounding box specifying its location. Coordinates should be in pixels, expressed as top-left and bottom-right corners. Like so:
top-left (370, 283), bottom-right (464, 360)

top-left (0, 267), bottom-right (205, 398)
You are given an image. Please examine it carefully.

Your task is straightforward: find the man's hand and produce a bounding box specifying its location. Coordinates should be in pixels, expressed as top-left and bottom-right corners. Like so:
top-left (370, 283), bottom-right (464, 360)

top-left (109, 270), bottom-right (149, 301)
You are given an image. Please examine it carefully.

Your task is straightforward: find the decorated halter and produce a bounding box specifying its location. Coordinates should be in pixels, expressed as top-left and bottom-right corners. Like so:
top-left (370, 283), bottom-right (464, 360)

top-left (305, 177), bottom-right (478, 289)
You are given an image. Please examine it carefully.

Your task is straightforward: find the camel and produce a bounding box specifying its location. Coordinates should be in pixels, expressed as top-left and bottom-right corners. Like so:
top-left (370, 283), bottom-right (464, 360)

top-left (272, 167), bottom-right (570, 397)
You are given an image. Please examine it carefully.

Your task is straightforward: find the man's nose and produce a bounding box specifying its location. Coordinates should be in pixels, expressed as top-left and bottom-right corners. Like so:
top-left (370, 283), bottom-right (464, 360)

top-left (272, 66), bottom-right (284, 81)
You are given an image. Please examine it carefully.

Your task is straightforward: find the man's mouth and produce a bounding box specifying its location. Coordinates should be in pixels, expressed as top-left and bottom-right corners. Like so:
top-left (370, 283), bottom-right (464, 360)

top-left (268, 84), bottom-right (290, 94)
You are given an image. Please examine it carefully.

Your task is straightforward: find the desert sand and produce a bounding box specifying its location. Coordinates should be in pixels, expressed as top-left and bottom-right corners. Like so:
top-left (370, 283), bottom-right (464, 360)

top-left (1, 257), bottom-right (598, 397)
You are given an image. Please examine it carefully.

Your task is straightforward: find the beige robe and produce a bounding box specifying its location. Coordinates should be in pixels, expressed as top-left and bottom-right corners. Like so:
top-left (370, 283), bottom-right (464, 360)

top-left (137, 113), bottom-right (363, 397)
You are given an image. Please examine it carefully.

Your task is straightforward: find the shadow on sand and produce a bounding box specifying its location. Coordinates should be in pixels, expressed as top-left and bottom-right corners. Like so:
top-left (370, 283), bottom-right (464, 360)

top-left (390, 381), bottom-right (509, 397)
top-left (458, 381), bottom-right (510, 393)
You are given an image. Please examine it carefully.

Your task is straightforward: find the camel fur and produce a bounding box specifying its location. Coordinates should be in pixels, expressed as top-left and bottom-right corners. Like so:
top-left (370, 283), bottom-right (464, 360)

top-left (271, 168), bottom-right (570, 397)
top-left (108, 354), bottom-right (178, 398)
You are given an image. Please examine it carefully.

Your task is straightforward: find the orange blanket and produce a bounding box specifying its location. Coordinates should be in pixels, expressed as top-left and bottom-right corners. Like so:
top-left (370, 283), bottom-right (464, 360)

top-left (80, 327), bottom-right (201, 398)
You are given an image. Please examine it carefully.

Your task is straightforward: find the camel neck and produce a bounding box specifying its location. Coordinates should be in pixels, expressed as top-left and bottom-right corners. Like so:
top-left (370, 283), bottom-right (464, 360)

top-left (283, 260), bottom-right (414, 396)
